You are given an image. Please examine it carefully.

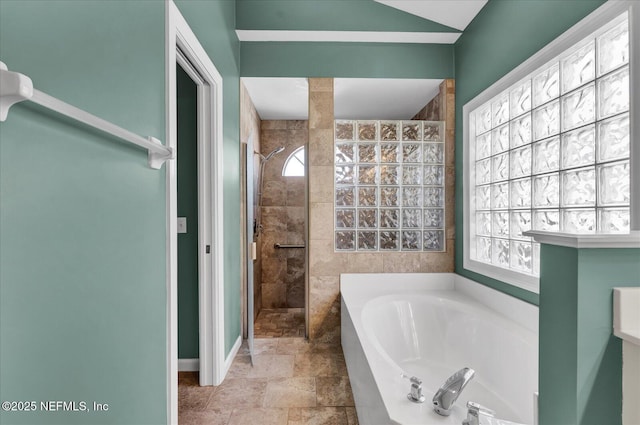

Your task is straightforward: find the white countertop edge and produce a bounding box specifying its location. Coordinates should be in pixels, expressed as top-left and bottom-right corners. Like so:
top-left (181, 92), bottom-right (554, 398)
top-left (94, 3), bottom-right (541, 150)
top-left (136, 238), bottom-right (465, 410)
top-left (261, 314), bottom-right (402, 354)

top-left (614, 329), bottom-right (640, 346)
top-left (613, 288), bottom-right (640, 346)
top-left (523, 231), bottom-right (640, 248)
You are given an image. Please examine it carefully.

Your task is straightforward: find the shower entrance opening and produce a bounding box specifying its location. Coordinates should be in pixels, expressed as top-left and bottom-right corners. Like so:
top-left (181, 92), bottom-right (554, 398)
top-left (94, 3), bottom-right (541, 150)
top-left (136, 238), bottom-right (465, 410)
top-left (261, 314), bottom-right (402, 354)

top-left (241, 80), bottom-right (309, 353)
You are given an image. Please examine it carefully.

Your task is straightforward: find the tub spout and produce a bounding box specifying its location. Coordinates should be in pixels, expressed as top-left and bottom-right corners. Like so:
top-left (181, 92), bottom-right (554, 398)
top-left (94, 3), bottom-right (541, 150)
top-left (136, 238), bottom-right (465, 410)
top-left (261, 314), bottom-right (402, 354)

top-left (432, 367), bottom-right (475, 416)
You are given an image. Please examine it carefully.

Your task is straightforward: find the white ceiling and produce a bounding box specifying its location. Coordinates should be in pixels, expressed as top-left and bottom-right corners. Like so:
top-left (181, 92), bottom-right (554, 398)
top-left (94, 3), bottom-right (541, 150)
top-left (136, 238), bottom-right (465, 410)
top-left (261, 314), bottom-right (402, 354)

top-left (242, 78), bottom-right (309, 120)
top-left (375, 0), bottom-right (488, 31)
top-left (334, 78), bottom-right (442, 120)
top-left (242, 78), bottom-right (443, 120)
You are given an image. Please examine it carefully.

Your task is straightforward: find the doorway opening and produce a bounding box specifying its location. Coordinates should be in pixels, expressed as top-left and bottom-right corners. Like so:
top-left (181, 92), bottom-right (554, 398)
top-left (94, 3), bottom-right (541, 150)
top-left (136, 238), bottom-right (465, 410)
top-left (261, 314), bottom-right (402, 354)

top-left (241, 78), bottom-right (309, 350)
top-left (176, 62), bottom-right (200, 372)
top-left (166, 2), bottom-right (227, 422)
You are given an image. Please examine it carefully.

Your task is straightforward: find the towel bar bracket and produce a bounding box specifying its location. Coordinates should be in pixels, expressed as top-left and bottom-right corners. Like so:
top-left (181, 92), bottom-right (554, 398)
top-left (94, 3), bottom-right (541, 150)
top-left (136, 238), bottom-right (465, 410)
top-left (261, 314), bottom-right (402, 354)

top-left (148, 138), bottom-right (175, 170)
top-left (0, 61), bottom-right (33, 122)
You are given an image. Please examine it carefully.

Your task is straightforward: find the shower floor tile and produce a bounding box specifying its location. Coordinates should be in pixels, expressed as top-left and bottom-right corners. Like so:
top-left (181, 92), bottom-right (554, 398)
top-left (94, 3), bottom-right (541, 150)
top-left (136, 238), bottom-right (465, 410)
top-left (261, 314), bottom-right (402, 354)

top-left (254, 308), bottom-right (305, 338)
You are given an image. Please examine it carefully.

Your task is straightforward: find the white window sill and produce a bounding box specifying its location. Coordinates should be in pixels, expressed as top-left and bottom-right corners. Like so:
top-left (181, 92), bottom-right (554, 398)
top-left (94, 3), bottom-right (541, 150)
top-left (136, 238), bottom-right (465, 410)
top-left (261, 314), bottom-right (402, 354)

top-left (523, 230), bottom-right (640, 249)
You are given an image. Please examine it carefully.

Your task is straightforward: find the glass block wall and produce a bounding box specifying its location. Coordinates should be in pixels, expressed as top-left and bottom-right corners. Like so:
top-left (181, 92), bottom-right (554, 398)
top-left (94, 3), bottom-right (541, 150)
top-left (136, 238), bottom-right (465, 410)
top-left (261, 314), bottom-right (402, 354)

top-left (469, 11), bottom-right (630, 276)
top-left (334, 120), bottom-right (446, 252)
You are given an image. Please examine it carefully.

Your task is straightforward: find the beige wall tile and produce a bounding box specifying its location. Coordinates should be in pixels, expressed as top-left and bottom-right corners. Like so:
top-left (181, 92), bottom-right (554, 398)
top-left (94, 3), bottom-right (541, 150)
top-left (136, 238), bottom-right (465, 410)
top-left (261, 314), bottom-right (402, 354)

top-left (308, 78), bottom-right (333, 92)
top-left (262, 283), bottom-right (287, 308)
top-left (309, 165), bottom-right (334, 203)
top-left (286, 178), bottom-right (305, 206)
top-left (309, 202), bottom-right (334, 241)
top-left (309, 240), bottom-right (347, 276)
top-left (310, 307), bottom-right (341, 344)
top-left (382, 252), bottom-right (422, 273)
top-left (309, 92), bottom-right (334, 129)
top-left (261, 231), bottom-right (287, 259)
top-left (287, 120), bottom-right (308, 130)
top-left (309, 128), bottom-right (334, 166)
top-left (309, 275), bottom-right (341, 342)
top-left (263, 180), bottom-right (287, 206)
top-left (262, 120), bottom-right (288, 130)
top-left (259, 121), bottom-right (308, 309)
top-left (262, 207), bottom-right (288, 233)
top-left (419, 249), bottom-right (454, 273)
top-left (345, 253), bottom-right (384, 273)
top-left (261, 129), bottom-right (290, 158)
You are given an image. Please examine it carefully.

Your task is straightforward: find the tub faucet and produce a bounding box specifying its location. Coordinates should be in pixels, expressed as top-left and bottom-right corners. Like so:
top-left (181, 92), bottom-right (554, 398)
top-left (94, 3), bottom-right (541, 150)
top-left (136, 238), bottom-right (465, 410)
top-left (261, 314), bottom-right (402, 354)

top-left (432, 367), bottom-right (475, 416)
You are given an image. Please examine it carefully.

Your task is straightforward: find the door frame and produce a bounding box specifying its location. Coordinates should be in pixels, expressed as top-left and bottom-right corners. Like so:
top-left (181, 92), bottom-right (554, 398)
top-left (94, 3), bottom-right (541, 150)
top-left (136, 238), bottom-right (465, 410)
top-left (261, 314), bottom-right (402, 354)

top-left (166, 1), bottom-right (225, 423)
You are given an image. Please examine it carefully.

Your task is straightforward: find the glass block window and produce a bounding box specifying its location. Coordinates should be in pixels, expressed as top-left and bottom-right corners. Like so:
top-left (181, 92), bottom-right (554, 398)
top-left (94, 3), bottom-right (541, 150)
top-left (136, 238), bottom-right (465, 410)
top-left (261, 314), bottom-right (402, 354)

top-left (334, 120), bottom-right (446, 252)
top-left (467, 10), bottom-right (631, 284)
top-left (282, 146), bottom-right (305, 176)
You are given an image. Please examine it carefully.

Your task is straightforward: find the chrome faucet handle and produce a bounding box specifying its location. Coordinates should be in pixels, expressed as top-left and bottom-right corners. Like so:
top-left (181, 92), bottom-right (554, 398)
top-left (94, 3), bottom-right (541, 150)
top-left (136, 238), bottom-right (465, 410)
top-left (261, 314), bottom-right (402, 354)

top-left (462, 401), bottom-right (495, 425)
top-left (401, 374), bottom-right (425, 403)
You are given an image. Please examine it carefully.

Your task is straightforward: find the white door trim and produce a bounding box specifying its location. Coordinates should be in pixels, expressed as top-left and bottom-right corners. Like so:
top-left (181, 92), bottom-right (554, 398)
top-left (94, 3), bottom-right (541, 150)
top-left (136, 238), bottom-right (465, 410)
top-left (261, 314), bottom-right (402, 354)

top-left (166, 1), bottom-right (225, 423)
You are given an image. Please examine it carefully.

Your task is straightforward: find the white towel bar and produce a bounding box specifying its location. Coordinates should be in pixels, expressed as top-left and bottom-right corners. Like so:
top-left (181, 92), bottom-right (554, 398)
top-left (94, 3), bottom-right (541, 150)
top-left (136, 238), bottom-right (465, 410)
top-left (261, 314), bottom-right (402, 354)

top-left (0, 61), bottom-right (173, 169)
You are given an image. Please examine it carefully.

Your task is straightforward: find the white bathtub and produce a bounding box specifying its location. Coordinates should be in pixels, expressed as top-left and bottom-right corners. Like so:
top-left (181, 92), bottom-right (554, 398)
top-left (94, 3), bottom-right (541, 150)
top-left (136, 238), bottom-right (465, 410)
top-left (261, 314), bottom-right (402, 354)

top-left (341, 273), bottom-right (538, 425)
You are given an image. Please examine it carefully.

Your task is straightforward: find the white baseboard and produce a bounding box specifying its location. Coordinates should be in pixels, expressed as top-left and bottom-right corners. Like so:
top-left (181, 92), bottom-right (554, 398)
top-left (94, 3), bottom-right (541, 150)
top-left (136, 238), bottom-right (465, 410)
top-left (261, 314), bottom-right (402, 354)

top-left (222, 336), bottom-right (242, 378)
top-left (178, 358), bottom-right (199, 372)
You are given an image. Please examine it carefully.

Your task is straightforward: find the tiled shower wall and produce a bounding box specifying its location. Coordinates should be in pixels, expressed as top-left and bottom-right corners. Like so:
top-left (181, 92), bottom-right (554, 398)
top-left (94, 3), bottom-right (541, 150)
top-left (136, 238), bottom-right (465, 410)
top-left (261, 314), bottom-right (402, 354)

top-left (308, 78), bottom-right (455, 343)
top-left (260, 120), bottom-right (308, 308)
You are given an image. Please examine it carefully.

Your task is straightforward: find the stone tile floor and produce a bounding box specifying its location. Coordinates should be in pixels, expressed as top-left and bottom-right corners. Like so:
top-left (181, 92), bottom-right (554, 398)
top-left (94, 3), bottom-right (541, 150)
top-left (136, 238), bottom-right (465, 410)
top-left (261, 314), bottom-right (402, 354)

top-left (178, 338), bottom-right (358, 425)
top-left (254, 308), bottom-right (306, 338)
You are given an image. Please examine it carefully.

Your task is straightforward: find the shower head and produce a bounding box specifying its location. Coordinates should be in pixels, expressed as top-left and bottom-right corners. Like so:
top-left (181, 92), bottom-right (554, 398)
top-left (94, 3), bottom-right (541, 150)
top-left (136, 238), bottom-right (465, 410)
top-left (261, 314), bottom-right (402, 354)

top-left (261, 146), bottom-right (285, 161)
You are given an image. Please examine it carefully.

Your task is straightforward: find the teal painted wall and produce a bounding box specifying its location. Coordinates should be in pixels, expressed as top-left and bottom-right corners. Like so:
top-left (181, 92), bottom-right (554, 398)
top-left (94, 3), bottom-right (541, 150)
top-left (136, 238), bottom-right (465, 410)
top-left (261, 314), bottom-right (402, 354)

top-left (241, 42), bottom-right (454, 78)
top-left (177, 66), bottom-right (199, 359)
top-left (237, 0), bottom-right (457, 32)
top-left (453, 0), bottom-right (607, 304)
top-left (173, 0), bottom-right (242, 356)
top-left (574, 248), bottom-right (640, 424)
top-left (538, 245), bottom-right (580, 425)
top-left (0, 1), bottom-right (167, 424)
top-left (538, 246), bottom-right (640, 424)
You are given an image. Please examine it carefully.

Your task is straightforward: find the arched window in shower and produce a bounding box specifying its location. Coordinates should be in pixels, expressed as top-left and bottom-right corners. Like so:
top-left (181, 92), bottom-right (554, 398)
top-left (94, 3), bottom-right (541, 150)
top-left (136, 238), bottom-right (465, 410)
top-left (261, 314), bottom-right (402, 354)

top-left (282, 146), bottom-right (305, 176)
